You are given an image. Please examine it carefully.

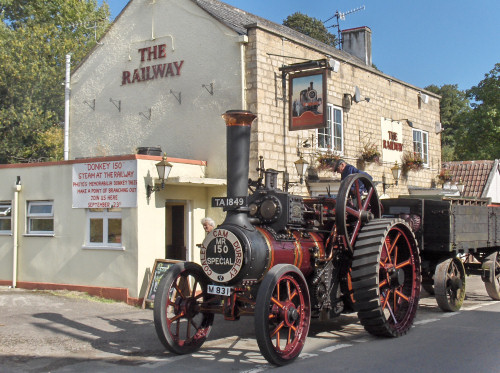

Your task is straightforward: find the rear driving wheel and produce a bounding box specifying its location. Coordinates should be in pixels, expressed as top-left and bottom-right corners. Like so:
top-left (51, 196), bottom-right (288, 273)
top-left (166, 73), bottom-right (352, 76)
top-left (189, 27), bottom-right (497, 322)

top-left (351, 219), bottom-right (421, 337)
top-left (484, 251), bottom-right (500, 300)
top-left (434, 257), bottom-right (466, 312)
top-left (336, 173), bottom-right (381, 251)
top-left (255, 264), bottom-right (311, 365)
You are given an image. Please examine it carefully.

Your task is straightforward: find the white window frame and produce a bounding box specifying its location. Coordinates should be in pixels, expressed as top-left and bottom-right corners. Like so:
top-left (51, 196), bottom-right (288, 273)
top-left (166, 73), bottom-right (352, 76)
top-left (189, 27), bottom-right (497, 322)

top-left (412, 129), bottom-right (429, 166)
top-left (26, 201), bottom-right (54, 236)
top-left (84, 208), bottom-right (123, 250)
top-left (317, 104), bottom-right (343, 154)
top-left (0, 202), bottom-right (12, 235)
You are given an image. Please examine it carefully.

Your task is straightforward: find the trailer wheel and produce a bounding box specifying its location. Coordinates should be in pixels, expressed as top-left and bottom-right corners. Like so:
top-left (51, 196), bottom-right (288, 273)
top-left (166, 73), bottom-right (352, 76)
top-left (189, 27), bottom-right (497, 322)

top-left (336, 173), bottom-right (381, 251)
top-left (255, 264), bottom-right (311, 365)
top-left (484, 251), bottom-right (500, 300)
top-left (434, 257), bottom-right (466, 312)
top-left (154, 262), bottom-right (214, 354)
top-left (351, 219), bottom-right (421, 337)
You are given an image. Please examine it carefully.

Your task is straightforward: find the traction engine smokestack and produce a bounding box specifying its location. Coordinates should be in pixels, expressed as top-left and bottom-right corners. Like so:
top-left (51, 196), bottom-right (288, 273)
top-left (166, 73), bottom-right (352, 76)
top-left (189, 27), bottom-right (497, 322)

top-left (221, 110), bottom-right (257, 228)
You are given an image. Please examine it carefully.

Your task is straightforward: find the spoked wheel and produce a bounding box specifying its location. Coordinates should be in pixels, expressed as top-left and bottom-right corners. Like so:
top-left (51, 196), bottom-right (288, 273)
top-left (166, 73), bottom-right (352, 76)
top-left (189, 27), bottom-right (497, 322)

top-left (484, 251), bottom-right (500, 300)
top-left (351, 219), bottom-right (421, 337)
top-left (154, 262), bottom-right (214, 354)
top-left (255, 264), bottom-right (311, 366)
top-left (336, 173), bottom-right (381, 251)
top-left (434, 257), bottom-right (466, 312)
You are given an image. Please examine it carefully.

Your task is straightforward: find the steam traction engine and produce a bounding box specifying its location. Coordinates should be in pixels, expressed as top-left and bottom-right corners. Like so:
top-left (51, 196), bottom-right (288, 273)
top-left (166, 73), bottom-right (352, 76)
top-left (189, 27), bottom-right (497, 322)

top-left (153, 111), bottom-right (421, 365)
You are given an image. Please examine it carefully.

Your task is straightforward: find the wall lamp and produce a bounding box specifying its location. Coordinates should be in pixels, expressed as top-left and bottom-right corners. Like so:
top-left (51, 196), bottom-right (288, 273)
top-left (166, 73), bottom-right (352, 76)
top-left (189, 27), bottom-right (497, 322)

top-left (284, 155), bottom-right (310, 191)
top-left (147, 154), bottom-right (173, 198)
top-left (343, 86), bottom-right (370, 111)
top-left (382, 161), bottom-right (401, 194)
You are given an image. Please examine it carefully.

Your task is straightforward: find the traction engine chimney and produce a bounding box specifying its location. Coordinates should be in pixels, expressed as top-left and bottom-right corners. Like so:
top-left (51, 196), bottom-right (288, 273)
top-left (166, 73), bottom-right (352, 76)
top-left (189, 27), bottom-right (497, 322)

top-left (221, 110), bottom-right (257, 228)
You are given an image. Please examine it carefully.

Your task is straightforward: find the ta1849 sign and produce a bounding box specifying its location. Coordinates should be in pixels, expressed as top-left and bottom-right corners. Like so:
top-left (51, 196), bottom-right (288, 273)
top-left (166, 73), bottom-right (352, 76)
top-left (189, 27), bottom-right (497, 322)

top-left (211, 196), bottom-right (247, 210)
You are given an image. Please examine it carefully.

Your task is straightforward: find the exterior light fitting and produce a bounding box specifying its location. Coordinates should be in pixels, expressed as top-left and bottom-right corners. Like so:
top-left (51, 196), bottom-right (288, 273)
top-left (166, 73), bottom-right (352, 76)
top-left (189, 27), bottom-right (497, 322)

top-left (147, 153), bottom-right (173, 198)
top-left (294, 156), bottom-right (309, 184)
top-left (383, 161), bottom-right (401, 194)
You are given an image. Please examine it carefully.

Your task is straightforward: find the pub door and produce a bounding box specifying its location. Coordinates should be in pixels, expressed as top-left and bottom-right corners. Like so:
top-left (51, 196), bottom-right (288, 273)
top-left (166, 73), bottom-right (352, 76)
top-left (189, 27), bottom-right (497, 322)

top-left (165, 203), bottom-right (186, 260)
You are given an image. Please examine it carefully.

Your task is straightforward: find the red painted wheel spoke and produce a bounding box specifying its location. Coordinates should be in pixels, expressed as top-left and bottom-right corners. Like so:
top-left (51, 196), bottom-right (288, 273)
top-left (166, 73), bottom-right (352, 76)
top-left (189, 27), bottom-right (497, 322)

top-left (382, 290), bottom-right (391, 309)
top-left (288, 327), bottom-right (292, 345)
top-left (173, 283), bottom-right (185, 298)
top-left (354, 180), bottom-right (362, 208)
top-left (286, 280), bottom-right (292, 299)
top-left (396, 259), bottom-right (412, 269)
top-left (271, 297), bottom-right (284, 309)
top-left (395, 290), bottom-right (409, 302)
top-left (379, 279), bottom-right (388, 288)
top-left (169, 311), bottom-right (185, 323)
top-left (346, 206), bottom-right (360, 218)
top-left (191, 279), bottom-right (199, 298)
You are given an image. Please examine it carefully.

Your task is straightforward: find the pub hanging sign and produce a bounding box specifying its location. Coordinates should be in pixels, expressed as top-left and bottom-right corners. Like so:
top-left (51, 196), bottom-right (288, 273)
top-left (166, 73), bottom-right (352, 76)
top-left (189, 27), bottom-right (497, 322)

top-left (288, 69), bottom-right (327, 131)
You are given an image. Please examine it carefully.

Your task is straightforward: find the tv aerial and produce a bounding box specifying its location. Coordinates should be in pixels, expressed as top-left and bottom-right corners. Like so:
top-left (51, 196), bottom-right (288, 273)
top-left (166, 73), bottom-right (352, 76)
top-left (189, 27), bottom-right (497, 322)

top-left (323, 5), bottom-right (365, 49)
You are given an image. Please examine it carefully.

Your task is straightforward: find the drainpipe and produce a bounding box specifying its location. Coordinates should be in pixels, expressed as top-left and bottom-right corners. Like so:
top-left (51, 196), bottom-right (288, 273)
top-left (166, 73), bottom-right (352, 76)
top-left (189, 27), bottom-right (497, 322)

top-left (238, 35), bottom-right (248, 110)
top-left (12, 176), bottom-right (21, 288)
top-left (64, 54), bottom-right (71, 161)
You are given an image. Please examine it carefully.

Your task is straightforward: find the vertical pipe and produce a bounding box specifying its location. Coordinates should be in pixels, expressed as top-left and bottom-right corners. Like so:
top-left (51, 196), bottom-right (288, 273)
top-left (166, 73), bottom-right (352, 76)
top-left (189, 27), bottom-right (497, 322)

top-left (64, 54), bottom-right (71, 161)
top-left (221, 110), bottom-right (256, 227)
top-left (239, 36), bottom-right (248, 110)
top-left (12, 177), bottom-right (21, 288)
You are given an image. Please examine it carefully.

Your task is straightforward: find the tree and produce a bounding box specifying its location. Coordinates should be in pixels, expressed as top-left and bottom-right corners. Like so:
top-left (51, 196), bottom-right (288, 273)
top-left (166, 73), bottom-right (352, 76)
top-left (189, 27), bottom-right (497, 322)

top-left (424, 84), bottom-right (470, 161)
top-left (283, 12), bottom-right (337, 47)
top-left (454, 63), bottom-right (500, 160)
top-left (0, 0), bottom-right (110, 163)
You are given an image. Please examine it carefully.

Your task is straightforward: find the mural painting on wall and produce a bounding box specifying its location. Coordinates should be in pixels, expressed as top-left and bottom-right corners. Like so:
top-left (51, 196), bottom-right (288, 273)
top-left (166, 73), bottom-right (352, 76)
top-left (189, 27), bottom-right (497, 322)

top-left (289, 70), bottom-right (327, 131)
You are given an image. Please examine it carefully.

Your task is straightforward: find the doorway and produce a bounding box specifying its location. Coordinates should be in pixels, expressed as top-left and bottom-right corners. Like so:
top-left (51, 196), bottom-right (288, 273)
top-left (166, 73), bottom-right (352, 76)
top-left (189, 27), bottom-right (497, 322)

top-left (165, 203), bottom-right (186, 260)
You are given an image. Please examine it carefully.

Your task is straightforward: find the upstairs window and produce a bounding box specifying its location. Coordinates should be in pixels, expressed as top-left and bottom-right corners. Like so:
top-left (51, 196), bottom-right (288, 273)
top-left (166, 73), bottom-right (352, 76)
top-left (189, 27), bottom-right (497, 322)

top-left (413, 129), bottom-right (429, 166)
top-left (317, 105), bottom-right (343, 153)
top-left (0, 202), bottom-right (12, 234)
top-left (27, 201), bottom-right (54, 235)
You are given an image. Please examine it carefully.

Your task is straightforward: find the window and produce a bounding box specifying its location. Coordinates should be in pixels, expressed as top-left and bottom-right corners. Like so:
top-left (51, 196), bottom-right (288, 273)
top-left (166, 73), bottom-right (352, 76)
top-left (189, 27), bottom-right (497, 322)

top-left (413, 129), bottom-right (429, 166)
top-left (86, 208), bottom-right (122, 248)
top-left (317, 104), bottom-right (343, 153)
top-left (0, 202), bottom-right (12, 234)
top-left (27, 201), bottom-right (54, 235)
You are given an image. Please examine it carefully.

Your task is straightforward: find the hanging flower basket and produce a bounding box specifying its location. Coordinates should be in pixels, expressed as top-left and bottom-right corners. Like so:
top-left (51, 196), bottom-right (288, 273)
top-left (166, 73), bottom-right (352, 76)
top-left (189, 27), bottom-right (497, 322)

top-left (436, 169), bottom-right (452, 184)
top-left (316, 152), bottom-right (340, 171)
top-left (359, 142), bottom-right (381, 164)
top-left (402, 151), bottom-right (424, 172)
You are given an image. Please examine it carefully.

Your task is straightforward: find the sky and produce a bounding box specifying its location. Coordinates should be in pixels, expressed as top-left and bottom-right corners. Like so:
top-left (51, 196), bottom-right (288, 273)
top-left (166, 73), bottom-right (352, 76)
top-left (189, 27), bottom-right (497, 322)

top-left (101, 0), bottom-right (499, 92)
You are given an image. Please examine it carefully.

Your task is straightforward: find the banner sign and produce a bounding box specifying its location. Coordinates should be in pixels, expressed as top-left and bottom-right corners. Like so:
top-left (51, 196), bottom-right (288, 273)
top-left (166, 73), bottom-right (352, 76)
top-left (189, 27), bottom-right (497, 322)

top-left (72, 160), bottom-right (137, 208)
top-left (289, 69), bottom-right (327, 131)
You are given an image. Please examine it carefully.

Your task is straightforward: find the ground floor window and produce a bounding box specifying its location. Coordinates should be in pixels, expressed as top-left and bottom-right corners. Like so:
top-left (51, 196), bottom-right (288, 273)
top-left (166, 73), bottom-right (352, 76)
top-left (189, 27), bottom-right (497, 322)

top-left (87, 208), bottom-right (122, 248)
top-left (413, 129), bottom-right (429, 166)
top-left (27, 201), bottom-right (54, 235)
top-left (317, 104), bottom-right (343, 153)
top-left (0, 202), bottom-right (12, 234)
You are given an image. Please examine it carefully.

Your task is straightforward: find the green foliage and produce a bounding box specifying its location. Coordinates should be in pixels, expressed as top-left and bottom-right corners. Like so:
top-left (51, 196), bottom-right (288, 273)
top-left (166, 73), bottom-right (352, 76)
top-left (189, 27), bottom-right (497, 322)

top-left (424, 84), bottom-right (470, 161)
top-left (0, 0), bottom-right (110, 163)
top-left (455, 63), bottom-right (500, 160)
top-left (283, 12), bottom-right (337, 47)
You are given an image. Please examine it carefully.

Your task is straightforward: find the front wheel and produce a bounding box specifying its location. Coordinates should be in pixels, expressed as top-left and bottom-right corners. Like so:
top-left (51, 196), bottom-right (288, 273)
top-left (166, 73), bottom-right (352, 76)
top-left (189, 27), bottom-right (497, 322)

top-left (254, 264), bottom-right (311, 366)
top-left (434, 257), bottom-right (466, 312)
top-left (484, 251), bottom-right (500, 300)
top-left (153, 262), bottom-right (214, 354)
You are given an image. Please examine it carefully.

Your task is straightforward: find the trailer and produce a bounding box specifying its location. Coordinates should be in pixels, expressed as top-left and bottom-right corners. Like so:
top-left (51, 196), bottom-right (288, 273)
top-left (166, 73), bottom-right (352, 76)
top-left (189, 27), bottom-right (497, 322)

top-left (381, 196), bottom-right (500, 311)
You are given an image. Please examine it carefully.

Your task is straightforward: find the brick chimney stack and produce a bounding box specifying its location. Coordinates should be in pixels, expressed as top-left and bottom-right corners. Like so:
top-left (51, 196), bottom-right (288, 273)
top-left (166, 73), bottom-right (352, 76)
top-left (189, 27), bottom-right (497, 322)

top-left (342, 26), bottom-right (372, 66)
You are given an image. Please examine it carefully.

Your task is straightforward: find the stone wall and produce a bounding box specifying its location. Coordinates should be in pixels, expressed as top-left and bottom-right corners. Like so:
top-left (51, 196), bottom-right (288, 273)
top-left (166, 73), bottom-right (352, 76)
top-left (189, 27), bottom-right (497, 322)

top-left (245, 26), bottom-right (441, 197)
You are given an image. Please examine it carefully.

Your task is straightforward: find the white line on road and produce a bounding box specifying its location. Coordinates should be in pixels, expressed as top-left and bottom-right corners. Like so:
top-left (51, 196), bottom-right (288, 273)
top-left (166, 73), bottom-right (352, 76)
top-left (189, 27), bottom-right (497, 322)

top-left (320, 343), bottom-right (352, 352)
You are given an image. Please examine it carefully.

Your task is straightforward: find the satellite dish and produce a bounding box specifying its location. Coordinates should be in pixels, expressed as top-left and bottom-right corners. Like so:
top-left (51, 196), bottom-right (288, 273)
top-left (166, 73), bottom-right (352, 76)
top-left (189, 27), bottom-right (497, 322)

top-left (354, 86), bottom-right (362, 103)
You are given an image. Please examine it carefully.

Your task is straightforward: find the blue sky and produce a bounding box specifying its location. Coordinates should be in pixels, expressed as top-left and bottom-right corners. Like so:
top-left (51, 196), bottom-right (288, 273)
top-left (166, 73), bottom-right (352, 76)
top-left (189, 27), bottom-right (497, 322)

top-left (102, 0), bottom-right (499, 91)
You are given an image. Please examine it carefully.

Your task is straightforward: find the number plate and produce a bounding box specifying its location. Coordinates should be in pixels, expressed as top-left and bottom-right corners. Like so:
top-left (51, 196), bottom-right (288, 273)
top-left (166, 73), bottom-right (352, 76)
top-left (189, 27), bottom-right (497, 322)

top-left (207, 284), bottom-right (231, 296)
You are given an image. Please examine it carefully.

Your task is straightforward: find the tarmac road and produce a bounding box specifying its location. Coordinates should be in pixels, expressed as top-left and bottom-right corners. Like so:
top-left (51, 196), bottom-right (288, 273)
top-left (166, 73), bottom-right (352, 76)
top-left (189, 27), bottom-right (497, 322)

top-left (0, 275), bottom-right (498, 372)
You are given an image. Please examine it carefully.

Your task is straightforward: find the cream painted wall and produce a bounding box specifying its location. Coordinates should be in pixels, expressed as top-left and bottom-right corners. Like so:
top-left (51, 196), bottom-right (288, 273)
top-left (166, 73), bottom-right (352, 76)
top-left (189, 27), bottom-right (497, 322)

top-left (70, 0), bottom-right (245, 179)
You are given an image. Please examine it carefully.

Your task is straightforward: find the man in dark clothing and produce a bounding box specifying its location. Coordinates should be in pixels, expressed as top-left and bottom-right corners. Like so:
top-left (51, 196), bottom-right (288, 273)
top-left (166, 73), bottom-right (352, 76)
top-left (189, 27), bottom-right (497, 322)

top-left (333, 159), bottom-right (372, 193)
